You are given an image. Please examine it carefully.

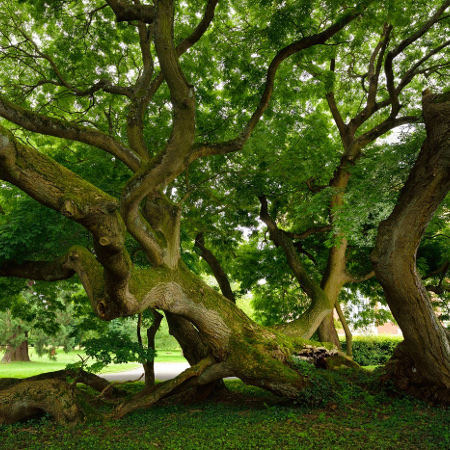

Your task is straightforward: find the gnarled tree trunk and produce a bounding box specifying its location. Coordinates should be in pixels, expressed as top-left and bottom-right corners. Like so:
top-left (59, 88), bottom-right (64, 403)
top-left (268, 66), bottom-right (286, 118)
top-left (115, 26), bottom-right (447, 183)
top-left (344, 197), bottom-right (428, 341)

top-left (0, 0), bottom-right (365, 424)
top-left (372, 91), bottom-right (450, 402)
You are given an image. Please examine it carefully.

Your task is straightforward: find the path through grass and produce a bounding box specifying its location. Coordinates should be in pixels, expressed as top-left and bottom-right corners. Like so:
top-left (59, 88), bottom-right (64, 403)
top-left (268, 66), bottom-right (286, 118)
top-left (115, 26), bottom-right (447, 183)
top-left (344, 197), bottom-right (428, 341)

top-left (0, 349), bottom-right (186, 378)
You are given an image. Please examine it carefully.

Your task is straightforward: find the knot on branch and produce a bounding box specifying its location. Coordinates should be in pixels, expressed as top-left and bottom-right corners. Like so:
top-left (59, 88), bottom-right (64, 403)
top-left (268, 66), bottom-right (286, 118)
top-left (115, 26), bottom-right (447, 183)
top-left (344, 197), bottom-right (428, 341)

top-left (60, 198), bottom-right (80, 218)
top-left (99, 237), bottom-right (111, 246)
top-left (146, 282), bottom-right (184, 311)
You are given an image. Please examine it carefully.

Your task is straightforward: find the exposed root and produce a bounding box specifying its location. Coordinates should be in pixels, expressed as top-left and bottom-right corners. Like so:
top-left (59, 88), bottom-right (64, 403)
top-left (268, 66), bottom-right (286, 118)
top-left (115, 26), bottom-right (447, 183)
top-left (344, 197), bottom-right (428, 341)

top-left (0, 369), bottom-right (126, 400)
top-left (381, 342), bottom-right (450, 405)
top-left (0, 369), bottom-right (129, 425)
top-left (0, 378), bottom-right (82, 425)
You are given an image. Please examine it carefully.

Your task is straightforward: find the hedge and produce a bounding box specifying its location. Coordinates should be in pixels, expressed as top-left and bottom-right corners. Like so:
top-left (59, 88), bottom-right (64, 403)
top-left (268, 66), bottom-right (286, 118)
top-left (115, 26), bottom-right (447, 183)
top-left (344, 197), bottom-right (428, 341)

top-left (340, 336), bottom-right (403, 366)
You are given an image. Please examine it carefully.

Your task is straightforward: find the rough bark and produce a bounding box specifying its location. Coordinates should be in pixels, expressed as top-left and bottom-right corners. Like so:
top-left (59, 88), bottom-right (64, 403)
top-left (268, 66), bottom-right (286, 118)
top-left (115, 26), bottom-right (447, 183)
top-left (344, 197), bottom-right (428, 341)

top-left (315, 4), bottom-right (448, 344)
top-left (372, 91), bottom-right (450, 401)
top-left (0, 368), bottom-right (125, 399)
top-left (318, 250), bottom-right (345, 347)
top-left (259, 196), bottom-right (334, 338)
top-left (0, 1), bottom-right (367, 424)
top-left (317, 314), bottom-right (340, 347)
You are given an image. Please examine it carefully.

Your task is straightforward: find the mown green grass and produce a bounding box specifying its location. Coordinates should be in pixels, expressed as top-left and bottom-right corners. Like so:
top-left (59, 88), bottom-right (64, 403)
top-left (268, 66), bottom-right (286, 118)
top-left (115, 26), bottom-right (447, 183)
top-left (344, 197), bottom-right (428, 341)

top-left (0, 374), bottom-right (448, 449)
top-left (0, 349), bottom-right (186, 378)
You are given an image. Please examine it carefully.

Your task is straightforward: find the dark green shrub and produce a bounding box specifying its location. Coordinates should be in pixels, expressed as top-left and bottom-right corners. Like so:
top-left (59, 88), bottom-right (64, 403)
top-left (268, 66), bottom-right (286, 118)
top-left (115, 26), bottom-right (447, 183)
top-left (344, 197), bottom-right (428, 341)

top-left (341, 336), bottom-right (403, 366)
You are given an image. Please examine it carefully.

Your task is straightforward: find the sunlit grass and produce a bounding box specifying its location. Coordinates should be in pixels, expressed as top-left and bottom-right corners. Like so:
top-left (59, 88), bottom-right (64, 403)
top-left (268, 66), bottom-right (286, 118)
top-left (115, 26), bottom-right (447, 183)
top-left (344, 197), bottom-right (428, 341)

top-left (0, 348), bottom-right (186, 378)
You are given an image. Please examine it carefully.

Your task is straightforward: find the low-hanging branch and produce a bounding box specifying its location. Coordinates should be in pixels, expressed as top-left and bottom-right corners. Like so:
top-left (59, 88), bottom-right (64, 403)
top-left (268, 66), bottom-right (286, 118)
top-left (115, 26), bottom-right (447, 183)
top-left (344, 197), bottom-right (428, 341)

top-left (0, 127), bottom-right (144, 317)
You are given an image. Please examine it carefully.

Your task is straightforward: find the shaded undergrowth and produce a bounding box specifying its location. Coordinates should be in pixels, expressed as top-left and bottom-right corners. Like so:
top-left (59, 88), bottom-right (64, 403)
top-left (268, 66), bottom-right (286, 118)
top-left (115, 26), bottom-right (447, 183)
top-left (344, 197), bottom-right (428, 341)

top-left (0, 369), bottom-right (448, 449)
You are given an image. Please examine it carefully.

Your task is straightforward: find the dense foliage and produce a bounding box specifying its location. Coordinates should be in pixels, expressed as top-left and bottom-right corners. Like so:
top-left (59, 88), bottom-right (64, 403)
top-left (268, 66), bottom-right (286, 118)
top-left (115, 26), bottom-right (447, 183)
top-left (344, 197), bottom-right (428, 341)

top-left (0, 0), bottom-right (448, 428)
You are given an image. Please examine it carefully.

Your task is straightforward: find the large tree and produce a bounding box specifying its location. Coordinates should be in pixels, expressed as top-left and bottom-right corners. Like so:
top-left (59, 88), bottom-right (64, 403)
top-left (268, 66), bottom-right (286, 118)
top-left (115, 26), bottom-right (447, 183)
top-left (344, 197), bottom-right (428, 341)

top-left (0, 0), bottom-right (448, 423)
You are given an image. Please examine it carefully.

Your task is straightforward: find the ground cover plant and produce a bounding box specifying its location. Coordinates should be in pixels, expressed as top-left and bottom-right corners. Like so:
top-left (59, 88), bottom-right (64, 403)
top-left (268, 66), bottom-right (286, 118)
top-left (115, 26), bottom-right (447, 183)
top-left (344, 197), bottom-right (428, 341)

top-left (0, 0), bottom-right (448, 433)
top-left (0, 377), bottom-right (448, 449)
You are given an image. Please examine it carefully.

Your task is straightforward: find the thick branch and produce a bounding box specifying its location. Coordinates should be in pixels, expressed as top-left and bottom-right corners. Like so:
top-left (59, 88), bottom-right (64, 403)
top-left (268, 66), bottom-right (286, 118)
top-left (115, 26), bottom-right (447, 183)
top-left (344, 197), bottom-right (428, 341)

top-left (258, 196), bottom-right (333, 337)
top-left (0, 96), bottom-right (140, 171)
top-left (326, 58), bottom-right (350, 146)
top-left (143, 0), bottom-right (219, 104)
top-left (0, 257), bottom-right (74, 281)
top-left (371, 90), bottom-right (450, 389)
top-left (120, 0), bottom-right (198, 263)
top-left (349, 24), bottom-right (392, 132)
top-left (0, 129), bottom-right (139, 318)
top-left (106, 0), bottom-right (155, 23)
top-left (0, 378), bottom-right (82, 425)
top-left (354, 115), bottom-right (421, 148)
top-left (115, 356), bottom-right (215, 418)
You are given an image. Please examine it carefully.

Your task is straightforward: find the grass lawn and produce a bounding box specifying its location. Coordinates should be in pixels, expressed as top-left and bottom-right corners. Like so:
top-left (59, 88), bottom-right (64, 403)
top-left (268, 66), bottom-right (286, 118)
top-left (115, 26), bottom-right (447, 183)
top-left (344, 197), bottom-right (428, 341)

top-left (0, 349), bottom-right (186, 378)
top-left (0, 376), bottom-right (448, 449)
top-left (154, 350), bottom-right (186, 363)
